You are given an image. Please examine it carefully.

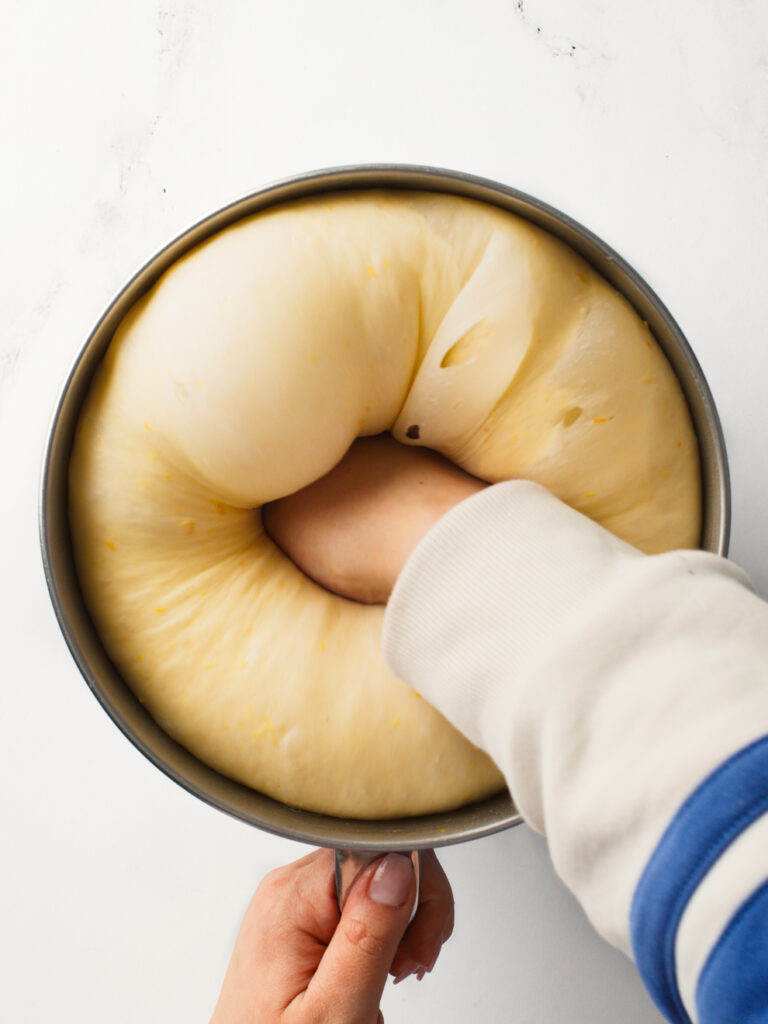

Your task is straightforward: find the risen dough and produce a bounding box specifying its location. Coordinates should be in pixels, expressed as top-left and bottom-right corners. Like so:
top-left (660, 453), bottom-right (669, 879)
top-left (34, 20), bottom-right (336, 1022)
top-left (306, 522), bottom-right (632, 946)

top-left (69, 191), bottom-right (701, 818)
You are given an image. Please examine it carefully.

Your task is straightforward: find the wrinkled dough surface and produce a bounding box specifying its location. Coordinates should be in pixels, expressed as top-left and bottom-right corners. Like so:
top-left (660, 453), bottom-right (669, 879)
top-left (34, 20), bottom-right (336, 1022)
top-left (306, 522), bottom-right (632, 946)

top-left (69, 192), bottom-right (701, 818)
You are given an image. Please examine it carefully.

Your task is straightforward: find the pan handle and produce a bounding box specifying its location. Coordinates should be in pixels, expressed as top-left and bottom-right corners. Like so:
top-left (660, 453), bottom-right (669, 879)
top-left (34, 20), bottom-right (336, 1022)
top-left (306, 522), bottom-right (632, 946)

top-left (334, 850), bottom-right (422, 924)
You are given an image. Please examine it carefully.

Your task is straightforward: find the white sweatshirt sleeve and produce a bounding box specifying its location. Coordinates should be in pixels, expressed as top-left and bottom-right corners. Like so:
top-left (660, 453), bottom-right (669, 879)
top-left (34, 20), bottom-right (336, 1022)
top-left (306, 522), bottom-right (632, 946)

top-left (382, 481), bottom-right (768, 1024)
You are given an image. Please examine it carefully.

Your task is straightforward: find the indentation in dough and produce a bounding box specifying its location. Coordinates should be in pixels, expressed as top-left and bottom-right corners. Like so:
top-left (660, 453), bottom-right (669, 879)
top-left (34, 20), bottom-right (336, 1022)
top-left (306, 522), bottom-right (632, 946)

top-left (440, 318), bottom-right (493, 368)
top-left (561, 405), bottom-right (583, 427)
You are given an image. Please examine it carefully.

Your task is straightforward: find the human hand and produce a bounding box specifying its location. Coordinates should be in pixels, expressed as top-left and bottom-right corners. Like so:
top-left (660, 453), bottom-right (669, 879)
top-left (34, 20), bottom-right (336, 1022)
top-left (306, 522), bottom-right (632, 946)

top-left (211, 848), bottom-right (454, 1024)
top-left (263, 434), bottom-right (487, 604)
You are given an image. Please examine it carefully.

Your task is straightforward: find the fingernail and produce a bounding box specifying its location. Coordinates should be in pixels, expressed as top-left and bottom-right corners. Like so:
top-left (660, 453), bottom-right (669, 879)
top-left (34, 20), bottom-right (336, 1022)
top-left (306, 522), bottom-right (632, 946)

top-left (369, 853), bottom-right (413, 907)
top-left (416, 968), bottom-right (426, 981)
top-left (393, 969), bottom-right (412, 985)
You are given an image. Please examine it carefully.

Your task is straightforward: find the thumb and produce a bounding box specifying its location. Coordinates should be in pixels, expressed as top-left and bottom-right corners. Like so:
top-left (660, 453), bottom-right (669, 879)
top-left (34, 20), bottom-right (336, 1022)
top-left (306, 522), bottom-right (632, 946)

top-left (309, 853), bottom-right (415, 1023)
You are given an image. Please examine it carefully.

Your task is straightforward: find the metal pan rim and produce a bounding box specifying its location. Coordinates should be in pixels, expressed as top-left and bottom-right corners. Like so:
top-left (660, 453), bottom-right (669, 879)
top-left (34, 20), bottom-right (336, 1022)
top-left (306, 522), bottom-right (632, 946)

top-left (39, 163), bottom-right (730, 851)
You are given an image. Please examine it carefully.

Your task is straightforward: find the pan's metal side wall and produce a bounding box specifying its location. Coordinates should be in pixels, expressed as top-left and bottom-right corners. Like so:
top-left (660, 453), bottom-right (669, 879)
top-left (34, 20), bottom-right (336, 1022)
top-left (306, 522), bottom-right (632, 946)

top-left (39, 165), bottom-right (728, 850)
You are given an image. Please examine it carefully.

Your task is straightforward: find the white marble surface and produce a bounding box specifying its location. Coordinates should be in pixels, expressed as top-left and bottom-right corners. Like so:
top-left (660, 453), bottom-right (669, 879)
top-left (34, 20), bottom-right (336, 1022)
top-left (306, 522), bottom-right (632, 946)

top-left (2, 1), bottom-right (767, 1021)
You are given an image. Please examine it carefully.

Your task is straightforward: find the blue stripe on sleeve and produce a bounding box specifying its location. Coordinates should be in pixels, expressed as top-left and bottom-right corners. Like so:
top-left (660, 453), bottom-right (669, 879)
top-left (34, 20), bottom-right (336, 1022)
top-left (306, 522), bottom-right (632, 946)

top-left (629, 733), bottom-right (768, 1024)
top-left (696, 878), bottom-right (768, 1024)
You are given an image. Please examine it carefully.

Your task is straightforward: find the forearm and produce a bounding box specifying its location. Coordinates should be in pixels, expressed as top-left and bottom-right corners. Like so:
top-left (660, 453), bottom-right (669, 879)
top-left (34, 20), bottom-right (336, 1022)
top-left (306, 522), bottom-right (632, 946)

top-left (383, 481), bottom-right (768, 1023)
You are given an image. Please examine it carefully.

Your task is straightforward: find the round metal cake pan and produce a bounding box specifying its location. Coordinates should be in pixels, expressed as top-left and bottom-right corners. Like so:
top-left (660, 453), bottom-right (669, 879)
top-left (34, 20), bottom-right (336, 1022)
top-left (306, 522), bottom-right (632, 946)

top-left (40, 164), bottom-right (731, 852)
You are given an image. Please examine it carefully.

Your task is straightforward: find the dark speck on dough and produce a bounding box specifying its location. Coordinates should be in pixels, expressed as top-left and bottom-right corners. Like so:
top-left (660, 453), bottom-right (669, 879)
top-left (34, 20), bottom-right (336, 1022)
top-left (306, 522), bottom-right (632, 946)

top-left (406, 425), bottom-right (420, 439)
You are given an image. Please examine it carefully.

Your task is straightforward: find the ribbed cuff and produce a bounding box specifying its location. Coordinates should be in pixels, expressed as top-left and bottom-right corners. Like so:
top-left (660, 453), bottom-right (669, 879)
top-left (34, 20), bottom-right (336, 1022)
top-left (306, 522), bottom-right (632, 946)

top-left (382, 480), bottom-right (642, 762)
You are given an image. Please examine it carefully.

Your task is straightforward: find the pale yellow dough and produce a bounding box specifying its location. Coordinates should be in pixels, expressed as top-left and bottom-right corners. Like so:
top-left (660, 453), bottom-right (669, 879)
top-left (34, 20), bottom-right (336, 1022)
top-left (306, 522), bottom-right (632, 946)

top-left (69, 191), bottom-right (701, 818)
